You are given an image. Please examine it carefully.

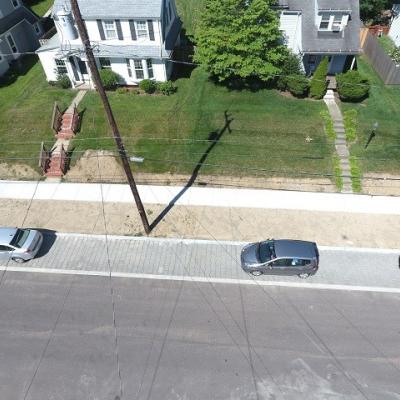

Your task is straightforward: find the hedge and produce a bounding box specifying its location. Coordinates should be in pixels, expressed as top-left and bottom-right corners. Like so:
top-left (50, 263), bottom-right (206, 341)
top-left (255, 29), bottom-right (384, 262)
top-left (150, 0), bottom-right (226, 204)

top-left (310, 57), bottom-right (328, 99)
top-left (99, 69), bottom-right (120, 90)
top-left (286, 74), bottom-right (310, 97)
top-left (336, 70), bottom-right (370, 102)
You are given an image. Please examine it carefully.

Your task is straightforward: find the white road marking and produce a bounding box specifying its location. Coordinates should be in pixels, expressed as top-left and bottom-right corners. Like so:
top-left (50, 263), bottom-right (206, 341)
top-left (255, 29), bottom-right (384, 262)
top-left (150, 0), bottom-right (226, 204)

top-left (2, 266), bottom-right (400, 294)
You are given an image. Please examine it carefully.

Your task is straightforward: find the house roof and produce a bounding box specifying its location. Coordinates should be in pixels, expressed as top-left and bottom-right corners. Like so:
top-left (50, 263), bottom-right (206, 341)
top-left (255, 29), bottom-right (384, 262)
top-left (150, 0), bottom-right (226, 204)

top-left (52, 0), bottom-right (164, 19)
top-left (283, 0), bottom-right (361, 54)
top-left (0, 6), bottom-right (38, 35)
top-left (36, 32), bottom-right (173, 58)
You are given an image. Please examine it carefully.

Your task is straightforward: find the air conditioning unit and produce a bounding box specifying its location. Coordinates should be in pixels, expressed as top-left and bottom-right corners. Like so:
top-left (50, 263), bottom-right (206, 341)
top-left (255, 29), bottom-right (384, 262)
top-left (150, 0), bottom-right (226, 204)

top-left (332, 24), bottom-right (341, 32)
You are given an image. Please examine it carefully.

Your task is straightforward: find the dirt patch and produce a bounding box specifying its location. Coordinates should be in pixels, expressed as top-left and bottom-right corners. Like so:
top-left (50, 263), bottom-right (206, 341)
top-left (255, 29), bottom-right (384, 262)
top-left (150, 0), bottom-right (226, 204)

top-left (362, 173), bottom-right (400, 196)
top-left (66, 150), bottom-right (336, 192)
top-left (0, 163), bottom-right (41, 180)
top-left (1, 198), bottom-right (399, 248)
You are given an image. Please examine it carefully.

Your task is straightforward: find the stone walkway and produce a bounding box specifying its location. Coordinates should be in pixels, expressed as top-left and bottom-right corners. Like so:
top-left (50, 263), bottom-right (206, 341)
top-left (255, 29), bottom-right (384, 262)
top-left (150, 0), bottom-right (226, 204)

top-left (323, 89), bottom-right (352, 193)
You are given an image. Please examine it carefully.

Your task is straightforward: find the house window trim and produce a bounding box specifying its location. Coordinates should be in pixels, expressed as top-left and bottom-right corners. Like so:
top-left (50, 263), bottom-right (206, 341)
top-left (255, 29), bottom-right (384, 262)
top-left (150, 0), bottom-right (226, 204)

top-left (126, 59), bottom-right (133, 78)
top-left (99, 57), bottom-right (112, 69)
top-left (135, 20), bottom-right (149, 40)
top-left (55, 59), bottom-right (68, 75)
top-left (6, 34), bottom-right (18, 54)
top-left (103, 20), bottom-right (118, 40)
top-left (11, 0), bottom-right (20, 9)
top-left (33, 22), bottom-right (41, 34)
top-left (146, 59), bottom-right (154, 79)
top-left (133, 59), bottom-right (144, 80)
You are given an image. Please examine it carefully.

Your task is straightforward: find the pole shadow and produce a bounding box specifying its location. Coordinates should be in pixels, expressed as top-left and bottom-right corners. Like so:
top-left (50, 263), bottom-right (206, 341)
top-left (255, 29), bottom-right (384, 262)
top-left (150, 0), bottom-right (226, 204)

top-left (149, 111), bottom-right (234, 231)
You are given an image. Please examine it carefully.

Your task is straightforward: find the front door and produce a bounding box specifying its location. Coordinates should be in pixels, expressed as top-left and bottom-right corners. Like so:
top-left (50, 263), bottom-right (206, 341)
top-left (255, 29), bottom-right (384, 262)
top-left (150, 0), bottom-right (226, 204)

top-left (77, 59), bottom-right (89, 82)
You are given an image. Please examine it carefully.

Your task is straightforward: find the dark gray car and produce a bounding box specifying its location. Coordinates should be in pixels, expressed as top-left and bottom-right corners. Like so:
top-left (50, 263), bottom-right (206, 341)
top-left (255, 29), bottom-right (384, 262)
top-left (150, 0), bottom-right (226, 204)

top-left (241, 239), bottom-right (319, 278)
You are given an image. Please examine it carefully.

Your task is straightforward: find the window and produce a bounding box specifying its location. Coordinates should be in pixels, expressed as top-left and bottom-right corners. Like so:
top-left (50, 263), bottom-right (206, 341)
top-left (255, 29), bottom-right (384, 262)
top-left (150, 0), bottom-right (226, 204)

top-left (11, 0), bottom-right (20, 8)
top-left (146, 59), bottom-right (154, 79)
top-left (291, 258), bottom-right (311, 267)
top-left (135, 21), bottom-right (148, 39)
top-left (33, 22), bottom-right (41, 34)
top-left (319, 14), bottom-right (330, 30)
top-left (134, 59), bottom-right (144, 79)
top-left (0, 245), bottom-right (13, 252)
top-left (99, 58), bottom-right (111, 69)
top-left (126, 59), bottom-right (132, 78)
top-left (272, 258), bottom-right (292, 267)
top-left (55, 59), bottom-right (68, 74)
top-left (332, 14), bottom-right (342, 31)
top-left (6, 35), bottom-right (17, 54)
top-left (308, 55), bottom-right (317, 65)
top-left (103, 20), bottom-right (117, 39)
top-left (10, 229), bottom-right (29, 248)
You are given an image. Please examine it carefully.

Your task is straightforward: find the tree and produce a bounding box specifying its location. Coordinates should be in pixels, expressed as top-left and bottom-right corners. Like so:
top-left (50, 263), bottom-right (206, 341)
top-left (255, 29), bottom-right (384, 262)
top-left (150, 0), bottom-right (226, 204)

top-left (194, 0), bottom-right (288, 83)
top-left (359, 0), bottom-right (395, 23)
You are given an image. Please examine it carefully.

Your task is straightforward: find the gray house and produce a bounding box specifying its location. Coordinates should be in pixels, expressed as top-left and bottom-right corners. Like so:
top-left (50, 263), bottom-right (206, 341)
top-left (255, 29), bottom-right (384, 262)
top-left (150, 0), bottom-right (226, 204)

top-left (0, 0), bottom-right (42, 76)
top-left (278, 0), bottom-right (361, 75)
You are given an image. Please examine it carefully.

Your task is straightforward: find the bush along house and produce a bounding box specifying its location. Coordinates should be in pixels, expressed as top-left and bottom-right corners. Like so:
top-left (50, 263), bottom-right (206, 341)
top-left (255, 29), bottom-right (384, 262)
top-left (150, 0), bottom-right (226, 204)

top-left (36, 0), bottom-right (181, 88)
top-left (277, 0), bottom-right (361, 75)
top-left (0, 0), bottom-right (42, 76)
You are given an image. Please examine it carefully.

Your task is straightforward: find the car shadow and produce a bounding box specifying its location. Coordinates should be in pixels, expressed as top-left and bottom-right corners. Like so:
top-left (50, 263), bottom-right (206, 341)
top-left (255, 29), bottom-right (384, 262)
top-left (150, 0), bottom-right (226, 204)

top-left (35, 229), bottom-right (57, 258)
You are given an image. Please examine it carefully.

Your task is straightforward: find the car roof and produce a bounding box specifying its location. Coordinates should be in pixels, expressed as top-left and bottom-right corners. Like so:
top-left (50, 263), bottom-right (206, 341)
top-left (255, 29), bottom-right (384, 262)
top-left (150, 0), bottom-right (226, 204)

top-left (0, 227), bottom-right (18, 245)
top-left (274, 240), bottom-right (317, 259)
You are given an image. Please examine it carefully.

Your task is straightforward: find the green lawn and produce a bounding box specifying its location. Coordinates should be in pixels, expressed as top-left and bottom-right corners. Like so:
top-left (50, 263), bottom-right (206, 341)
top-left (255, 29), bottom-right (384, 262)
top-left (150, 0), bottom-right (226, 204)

top-left (25, 0), bottom-right (53, 16)
top-left (341, 57), bottom-right (400, 174)
top-left (76, 68), bottom-right (332, 178)
top-left (0, 56), bottom-right (75, 169)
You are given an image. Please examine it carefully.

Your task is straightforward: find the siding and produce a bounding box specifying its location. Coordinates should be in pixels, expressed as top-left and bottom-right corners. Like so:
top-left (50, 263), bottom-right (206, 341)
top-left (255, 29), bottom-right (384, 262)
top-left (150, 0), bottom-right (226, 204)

top-left (389, 16), bottom-right (400, 46)
top-left (280, 12), bottom-right (302, 54)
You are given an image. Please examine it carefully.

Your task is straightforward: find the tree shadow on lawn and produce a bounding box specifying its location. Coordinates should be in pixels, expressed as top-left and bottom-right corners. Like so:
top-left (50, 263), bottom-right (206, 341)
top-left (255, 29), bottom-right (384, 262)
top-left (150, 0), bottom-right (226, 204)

top-left (0, 55), bottom-right (38, 88)
top-left (149, 110), bottom-right (234, 231)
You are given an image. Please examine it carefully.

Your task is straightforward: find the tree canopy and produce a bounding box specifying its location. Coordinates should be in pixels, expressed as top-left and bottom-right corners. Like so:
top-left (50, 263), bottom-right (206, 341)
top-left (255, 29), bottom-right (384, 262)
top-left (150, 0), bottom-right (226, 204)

top-left (359, 0), bottom-right (396, 23)
top-left (194, 0), bottom-right (287, 83)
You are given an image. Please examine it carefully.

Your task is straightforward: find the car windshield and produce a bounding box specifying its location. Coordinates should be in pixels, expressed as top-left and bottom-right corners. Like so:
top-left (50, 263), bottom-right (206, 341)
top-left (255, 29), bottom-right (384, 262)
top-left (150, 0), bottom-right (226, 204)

top-left (9, 229), bottom-right (30, 248)
top-left (258, 241), bottom-right (275, 263)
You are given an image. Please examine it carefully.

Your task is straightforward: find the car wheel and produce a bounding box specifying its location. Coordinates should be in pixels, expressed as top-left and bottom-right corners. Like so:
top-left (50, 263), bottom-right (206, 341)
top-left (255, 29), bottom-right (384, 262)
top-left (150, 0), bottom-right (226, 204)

top-left (298, 273), bottom-right (310, 279)
top-left (250, 270), bottom-right (263, 277)
top-left (12, 257), bottom-right (26, 264)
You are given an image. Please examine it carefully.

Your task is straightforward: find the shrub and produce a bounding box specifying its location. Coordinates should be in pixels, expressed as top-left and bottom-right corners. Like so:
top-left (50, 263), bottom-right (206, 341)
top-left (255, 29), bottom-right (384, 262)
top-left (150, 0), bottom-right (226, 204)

top-left (116, 87), bottom-right (129, 94)
top-left (157, 81), bottom-right (177, 95)
top-left (56, 74), bottom-right (71, 89)
top-left (282, 52), bottom-right (303, 76)
top-left (310, 57), bottom-right (328, 99)
top-left (336, 70), bottom-right (370, 102)
top-left (285, 74), bottom-right (310, 97)
top-left (99, 69), bottom-right (120, 90)
top-left (276, 76), bottom-right (287, 91)
top-left (139, 79), bottom-right (156, 94)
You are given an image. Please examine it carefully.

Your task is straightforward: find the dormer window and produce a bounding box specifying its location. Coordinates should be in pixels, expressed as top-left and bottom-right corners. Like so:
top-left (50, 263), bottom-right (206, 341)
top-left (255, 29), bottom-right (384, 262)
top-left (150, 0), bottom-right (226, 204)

top-left (318, 13), bottom-right (349, 32)
top-left (319, 14), bottom-right (330, 29)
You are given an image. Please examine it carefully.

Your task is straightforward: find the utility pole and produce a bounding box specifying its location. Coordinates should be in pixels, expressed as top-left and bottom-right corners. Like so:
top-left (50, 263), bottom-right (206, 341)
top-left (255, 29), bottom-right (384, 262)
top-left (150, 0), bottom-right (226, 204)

top-left (70, 0), bottom-right (150, 234)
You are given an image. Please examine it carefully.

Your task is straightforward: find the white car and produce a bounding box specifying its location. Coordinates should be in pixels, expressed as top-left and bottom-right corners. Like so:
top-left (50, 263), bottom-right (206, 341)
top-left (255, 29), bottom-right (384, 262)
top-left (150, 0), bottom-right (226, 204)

top-left (0, 228), bottom-right (43, 263)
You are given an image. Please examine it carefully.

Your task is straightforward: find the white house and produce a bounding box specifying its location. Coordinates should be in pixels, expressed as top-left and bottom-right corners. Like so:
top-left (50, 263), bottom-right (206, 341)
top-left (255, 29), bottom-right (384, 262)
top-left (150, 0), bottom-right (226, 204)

top-left (389, 4), bottom-right (400, 46)
top-left (36, 0), bottom-right (181, 88)
top-left (278, 0), bottom-right (361, 75)
top-left (0, 0), bottom-right (42, 76)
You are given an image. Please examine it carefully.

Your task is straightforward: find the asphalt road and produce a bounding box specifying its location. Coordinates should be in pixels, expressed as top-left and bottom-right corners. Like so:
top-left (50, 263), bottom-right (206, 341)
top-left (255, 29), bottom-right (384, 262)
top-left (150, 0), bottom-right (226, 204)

top-left (1, 271), bottom-right (400, 400)
top-left (1, 233), bottom-right (399, 289)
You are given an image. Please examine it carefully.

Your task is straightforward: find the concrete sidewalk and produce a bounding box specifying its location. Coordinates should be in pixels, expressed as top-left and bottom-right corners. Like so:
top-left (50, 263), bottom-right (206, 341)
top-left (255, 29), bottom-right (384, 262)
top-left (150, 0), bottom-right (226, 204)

top-left (1, 180), bottom-right (399, 215)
